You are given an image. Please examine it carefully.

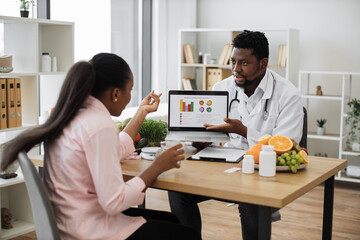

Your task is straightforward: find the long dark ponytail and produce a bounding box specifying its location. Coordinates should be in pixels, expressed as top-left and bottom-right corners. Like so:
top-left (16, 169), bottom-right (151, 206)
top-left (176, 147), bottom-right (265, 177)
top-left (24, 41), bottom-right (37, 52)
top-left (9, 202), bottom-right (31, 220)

top-left (1, 61), bottom-right (95, 170)
top-left (1, 53), bottom-right (132, 171)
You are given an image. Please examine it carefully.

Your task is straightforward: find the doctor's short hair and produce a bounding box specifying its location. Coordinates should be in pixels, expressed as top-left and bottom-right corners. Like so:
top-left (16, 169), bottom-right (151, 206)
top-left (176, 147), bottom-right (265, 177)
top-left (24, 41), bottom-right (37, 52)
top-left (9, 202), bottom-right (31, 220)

top-left (233, 30), bottom-right (269, 61)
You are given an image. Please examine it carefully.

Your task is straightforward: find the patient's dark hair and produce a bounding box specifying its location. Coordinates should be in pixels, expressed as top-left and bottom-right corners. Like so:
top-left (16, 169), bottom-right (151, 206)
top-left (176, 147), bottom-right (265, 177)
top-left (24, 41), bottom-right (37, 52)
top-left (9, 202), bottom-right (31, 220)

top-left (233, 30), bottom-right (269, 61)
top-left (1, 53), bottom-right (132, 171)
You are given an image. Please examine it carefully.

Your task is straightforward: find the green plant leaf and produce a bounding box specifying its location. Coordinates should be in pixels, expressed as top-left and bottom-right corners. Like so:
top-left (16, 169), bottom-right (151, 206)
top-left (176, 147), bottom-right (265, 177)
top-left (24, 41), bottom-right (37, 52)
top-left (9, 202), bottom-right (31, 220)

top-left (139, 119), bottom-right (168, 145)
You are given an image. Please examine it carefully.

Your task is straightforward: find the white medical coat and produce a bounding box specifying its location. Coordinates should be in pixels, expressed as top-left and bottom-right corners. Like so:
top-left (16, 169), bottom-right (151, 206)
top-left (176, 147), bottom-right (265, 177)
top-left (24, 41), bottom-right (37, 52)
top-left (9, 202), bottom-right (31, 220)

top-left (213, 69), bottom-right (303, 150)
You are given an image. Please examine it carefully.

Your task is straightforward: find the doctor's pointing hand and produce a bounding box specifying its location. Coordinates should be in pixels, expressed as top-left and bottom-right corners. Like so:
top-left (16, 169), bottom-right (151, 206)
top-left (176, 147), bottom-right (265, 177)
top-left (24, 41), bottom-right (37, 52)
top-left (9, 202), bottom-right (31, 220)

top-left (204, 117), bottom-right (247, 138)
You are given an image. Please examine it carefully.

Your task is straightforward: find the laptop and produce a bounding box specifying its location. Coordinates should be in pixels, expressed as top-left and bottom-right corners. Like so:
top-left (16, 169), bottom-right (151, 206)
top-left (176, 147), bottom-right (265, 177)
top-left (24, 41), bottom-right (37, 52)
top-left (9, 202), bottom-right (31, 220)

top-left (165, 90), bottom-right (230, 142)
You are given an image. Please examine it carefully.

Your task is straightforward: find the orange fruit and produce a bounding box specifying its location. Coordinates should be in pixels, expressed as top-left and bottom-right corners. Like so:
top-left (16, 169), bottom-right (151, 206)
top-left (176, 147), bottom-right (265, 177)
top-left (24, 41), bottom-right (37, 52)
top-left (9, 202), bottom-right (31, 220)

top-left (268, 135), bottom-right (293, 154)
top-left (258, 134), bottom-right (271, 145)
top-left (298, 150), bottom-right (309, 164)
top-left (245, 143), bottom-right (264, 164)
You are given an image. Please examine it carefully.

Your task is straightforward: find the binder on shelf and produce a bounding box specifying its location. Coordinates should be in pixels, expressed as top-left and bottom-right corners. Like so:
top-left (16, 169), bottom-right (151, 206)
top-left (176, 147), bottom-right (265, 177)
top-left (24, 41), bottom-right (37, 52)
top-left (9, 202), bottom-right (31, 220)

top-left (15, 78), bottom-right (22, 127)
top-left (206, 69), bottom-right (214, 90)
top-left (6, 78), bottom-right (16, 128)
top-left (214, 69), bottom-right (232, 86)
top-left (0, 78), bottom-right (7, 129)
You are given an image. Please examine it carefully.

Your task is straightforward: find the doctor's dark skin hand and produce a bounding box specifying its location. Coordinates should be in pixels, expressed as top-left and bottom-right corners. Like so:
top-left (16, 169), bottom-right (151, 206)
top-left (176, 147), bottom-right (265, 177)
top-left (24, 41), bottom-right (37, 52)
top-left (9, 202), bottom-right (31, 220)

top-left (204, 117), bottom-right (247, 137)
top-left (204, 44), bottom-right (268, 139)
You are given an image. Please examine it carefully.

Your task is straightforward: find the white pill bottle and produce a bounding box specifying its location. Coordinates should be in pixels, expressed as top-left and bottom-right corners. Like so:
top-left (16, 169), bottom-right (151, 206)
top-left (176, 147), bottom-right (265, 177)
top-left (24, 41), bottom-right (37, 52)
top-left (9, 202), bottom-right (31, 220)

top-left (259, 145), bottom-right (276, 177)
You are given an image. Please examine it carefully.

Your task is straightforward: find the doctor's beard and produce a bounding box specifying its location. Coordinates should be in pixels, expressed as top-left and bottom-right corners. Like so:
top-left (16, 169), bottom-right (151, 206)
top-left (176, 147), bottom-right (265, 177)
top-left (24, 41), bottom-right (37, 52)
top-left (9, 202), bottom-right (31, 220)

top-left (233, 65), bottom-right (263, 88)
top-left (234, 75), bottom-right (252, 87)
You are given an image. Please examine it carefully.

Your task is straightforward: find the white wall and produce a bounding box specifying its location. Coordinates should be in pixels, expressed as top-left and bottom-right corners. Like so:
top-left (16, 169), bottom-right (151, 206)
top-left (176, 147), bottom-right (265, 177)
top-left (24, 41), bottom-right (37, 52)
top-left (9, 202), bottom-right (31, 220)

top-left (154, 0), bottom-right (360, 158)
top-left (196, 0), bottom-right (360, 73)
top-left (152, 0), bottom-right (197, 102)
top-left (111, 0), bottom-right (140, 106)
top-left (51, 0), bottom-right (111, 62)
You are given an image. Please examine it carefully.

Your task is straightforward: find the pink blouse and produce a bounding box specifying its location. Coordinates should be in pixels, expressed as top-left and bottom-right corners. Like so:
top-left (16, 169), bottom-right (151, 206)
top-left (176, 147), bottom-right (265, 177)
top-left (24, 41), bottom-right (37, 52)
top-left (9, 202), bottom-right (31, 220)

top-left (44, 96), bottom-right (146, 240)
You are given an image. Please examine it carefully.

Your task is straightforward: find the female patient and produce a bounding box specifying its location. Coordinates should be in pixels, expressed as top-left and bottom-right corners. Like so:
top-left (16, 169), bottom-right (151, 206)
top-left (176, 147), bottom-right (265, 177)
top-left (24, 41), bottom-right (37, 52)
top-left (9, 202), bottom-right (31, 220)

top-left (1, 53), bottom-right (200, 240)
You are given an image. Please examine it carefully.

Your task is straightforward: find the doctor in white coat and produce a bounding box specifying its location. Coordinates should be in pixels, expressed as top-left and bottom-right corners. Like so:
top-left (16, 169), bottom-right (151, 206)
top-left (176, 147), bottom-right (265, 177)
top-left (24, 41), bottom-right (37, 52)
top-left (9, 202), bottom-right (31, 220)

top-left (209, 67), bottom-right (303, 149)
top-left (169, 30), bottom-right (304, 240)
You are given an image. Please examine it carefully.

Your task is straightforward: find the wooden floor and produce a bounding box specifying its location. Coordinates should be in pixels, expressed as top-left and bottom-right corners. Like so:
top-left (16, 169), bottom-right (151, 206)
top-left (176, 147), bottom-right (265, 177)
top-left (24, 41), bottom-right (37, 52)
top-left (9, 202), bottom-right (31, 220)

top-left (11, 181), bottom-right (360, 240)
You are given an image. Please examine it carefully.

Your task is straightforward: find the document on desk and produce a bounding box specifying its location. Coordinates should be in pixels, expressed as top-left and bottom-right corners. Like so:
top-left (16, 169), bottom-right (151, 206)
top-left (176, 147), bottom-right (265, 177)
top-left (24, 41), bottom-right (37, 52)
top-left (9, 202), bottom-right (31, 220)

top-left (188, 146), bottom-right (246, 163)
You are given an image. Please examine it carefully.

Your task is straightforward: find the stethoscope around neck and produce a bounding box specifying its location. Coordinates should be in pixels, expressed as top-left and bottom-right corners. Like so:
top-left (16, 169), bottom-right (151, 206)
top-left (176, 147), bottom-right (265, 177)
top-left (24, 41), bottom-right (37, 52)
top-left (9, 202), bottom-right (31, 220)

top-left (229, 72), bottom-right (275, 121)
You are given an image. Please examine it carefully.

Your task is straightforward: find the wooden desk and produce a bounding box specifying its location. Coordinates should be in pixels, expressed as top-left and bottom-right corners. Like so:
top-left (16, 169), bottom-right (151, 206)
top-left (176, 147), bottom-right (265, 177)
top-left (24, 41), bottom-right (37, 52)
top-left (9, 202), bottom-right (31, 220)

top-left (30, 155), bottom-right (346, 240)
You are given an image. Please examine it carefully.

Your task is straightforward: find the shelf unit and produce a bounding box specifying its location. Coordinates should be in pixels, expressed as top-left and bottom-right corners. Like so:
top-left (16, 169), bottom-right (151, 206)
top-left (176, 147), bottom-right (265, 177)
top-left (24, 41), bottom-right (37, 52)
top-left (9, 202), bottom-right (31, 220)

top-left (0, 15), bottom-right (74, 238)
top-left (0, 15), bottom-right (74, 131)
top-left (0, 172), bottom-right (34, 240)
top-left (178, 28), bottom-right (299, 90)
top-left (298, 70), bottom-right (360, 183)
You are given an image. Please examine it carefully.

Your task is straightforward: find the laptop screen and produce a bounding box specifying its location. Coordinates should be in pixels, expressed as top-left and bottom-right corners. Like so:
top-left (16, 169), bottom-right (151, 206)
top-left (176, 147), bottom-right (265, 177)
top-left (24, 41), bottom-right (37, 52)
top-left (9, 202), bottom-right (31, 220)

top-left (168, 90), bottom-right (229, 131)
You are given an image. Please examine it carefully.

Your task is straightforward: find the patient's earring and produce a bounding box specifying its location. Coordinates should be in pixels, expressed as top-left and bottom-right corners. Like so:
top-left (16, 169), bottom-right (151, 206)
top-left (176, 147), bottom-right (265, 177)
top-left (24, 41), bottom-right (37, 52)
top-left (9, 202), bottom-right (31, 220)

top-left (114, 98), bottom-right (118, 102)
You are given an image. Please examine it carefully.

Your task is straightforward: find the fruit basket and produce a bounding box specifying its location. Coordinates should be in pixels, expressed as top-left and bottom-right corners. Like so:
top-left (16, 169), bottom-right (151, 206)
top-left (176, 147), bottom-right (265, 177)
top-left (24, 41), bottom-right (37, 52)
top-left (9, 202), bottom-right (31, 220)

top-left (247, 135), bottom-right (309, 174)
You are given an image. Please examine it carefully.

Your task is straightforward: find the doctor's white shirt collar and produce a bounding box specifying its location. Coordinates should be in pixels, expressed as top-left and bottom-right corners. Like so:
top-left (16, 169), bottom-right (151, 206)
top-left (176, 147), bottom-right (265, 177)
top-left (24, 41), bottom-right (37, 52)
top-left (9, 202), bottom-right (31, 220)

top-left (238, 69), bottom-right (273, 112)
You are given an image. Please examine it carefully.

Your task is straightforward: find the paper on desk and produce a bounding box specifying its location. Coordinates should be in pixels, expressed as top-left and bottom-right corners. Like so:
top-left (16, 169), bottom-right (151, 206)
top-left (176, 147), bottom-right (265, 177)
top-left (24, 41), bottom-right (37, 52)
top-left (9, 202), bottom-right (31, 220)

top-left (192, 146), bottom-right (246, 162)
top-left (224, 167), bottom-right (241, 173)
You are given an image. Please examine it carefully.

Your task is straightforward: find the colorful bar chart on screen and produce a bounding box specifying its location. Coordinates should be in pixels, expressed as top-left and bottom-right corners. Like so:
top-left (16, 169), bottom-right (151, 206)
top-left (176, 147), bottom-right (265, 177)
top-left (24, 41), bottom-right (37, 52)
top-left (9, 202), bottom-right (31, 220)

top-left (180, 99), bottom-right (194, 112)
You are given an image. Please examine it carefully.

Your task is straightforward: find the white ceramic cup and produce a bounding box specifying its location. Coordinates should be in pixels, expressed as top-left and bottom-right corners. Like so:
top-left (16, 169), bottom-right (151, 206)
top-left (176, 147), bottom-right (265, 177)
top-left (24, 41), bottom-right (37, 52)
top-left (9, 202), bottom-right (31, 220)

top-left (161, 140), bottom-right (184, 164)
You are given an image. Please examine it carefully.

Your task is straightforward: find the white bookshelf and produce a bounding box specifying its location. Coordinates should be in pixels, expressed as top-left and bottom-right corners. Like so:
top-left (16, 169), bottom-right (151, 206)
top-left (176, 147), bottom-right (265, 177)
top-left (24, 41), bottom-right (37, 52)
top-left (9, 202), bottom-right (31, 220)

top-left (178, 28), bottom-right (299, 90)
top-left (0, 172), bottom-right (35, 239)
top-left (298, 70), bottom-right (360, 183)
top-left (0, 15), bottom-right (74, 238)
top-left (0, 15), bottom-right (74, 132)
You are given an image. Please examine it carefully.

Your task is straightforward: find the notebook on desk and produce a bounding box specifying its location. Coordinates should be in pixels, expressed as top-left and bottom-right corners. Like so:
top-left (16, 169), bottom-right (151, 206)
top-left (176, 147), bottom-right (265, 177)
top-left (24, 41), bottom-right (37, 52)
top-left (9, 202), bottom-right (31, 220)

top-left (165, 90), bottom-right (230, 142)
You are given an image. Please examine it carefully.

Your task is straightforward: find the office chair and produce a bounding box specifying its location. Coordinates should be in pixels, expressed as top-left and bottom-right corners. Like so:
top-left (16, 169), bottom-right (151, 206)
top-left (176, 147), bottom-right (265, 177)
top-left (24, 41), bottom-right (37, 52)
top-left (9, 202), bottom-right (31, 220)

top-left (299, 107), bottom-right (308, 149)
top-left (18, 151), bottom-right (60, 240)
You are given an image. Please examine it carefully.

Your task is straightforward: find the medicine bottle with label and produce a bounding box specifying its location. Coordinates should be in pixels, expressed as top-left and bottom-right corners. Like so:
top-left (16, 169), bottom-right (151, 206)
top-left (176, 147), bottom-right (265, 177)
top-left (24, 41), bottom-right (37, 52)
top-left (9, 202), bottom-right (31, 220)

top-left (259, 145), bottom-right (276, 177)
top-left (41, 53), bottom-right (51, 72)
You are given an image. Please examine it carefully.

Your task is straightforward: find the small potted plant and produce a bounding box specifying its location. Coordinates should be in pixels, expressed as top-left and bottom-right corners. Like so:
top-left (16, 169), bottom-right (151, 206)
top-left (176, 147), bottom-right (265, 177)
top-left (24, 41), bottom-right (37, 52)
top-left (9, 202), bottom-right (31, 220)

top-left (345, 98), bottom-right (360, 151)
top-left (18, 0), bottom-right (34, 18)
top-left (316, 118), bottom-right (327, 135)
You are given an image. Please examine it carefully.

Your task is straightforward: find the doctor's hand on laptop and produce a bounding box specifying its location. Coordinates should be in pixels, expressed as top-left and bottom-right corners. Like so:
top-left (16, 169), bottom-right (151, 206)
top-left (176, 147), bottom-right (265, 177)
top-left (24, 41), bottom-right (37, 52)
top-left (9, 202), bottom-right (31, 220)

top-left (204, 117), bottom-right (247, 137)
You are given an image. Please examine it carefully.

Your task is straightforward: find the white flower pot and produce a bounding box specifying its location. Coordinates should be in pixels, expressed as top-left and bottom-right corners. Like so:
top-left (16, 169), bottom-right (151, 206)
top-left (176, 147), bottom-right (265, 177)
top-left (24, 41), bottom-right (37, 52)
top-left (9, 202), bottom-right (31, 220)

top-left (317, 127), bottom-right (325, 135)
top-left (352, 143), bottom-right (360, 152)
